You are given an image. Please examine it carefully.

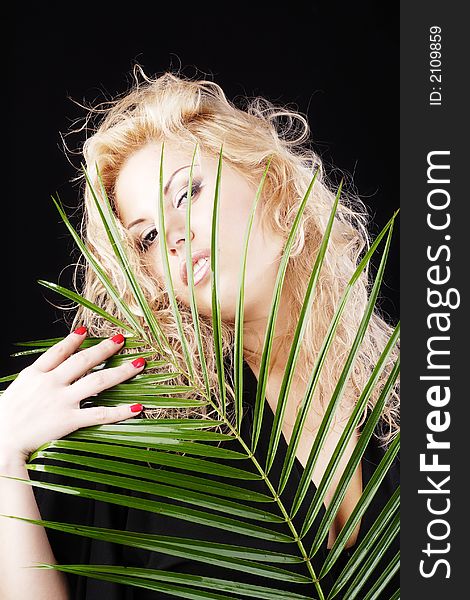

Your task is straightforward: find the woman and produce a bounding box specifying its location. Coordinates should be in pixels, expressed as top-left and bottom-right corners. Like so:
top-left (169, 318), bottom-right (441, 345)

top-left (0, 68), bottom-right (399, 599)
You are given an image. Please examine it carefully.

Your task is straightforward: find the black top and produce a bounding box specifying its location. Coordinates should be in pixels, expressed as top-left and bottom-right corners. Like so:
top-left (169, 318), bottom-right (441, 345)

top-left (31, 360), bottom-right (399, 599)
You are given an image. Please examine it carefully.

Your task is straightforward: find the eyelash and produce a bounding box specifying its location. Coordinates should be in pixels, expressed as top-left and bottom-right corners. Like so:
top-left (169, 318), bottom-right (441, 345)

top-left (176, 180), bottom-right (202, 209)
top-left (138, 180), bottom-right (202, 252)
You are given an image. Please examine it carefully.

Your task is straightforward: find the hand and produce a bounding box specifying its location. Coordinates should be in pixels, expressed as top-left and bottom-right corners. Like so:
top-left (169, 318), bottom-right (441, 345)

top-left (0, 327), bottom-right (146, 463)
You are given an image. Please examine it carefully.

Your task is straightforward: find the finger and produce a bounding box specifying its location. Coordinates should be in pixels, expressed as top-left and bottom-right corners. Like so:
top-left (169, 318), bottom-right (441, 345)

top-left (53, 333), bottom-right (127, 384)
top-left (74, 401), bottom-right (144, 429)
top-left (67, 356), bottom-right (146, 403)
top-left (33, 326), bottom-right (89, 373)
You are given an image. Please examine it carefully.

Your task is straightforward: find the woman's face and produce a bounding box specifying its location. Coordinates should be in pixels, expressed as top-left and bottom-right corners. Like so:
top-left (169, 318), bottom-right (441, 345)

top-left (115, 142), bottom-right (285, 322)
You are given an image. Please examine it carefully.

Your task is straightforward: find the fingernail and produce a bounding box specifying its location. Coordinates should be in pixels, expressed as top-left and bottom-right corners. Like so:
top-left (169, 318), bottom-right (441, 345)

top-left (131, 357), bottom-right (146, 368)
top-left (73, 326), bottom-right (87, 335)
top-left (111, 334), bottom-right (125, 344)
top-left (130, 403), bottom-right (143, 413)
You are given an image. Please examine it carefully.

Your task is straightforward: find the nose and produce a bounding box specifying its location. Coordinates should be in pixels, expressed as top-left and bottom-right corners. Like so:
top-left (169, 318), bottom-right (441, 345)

top-left (167, 222), bottom-right (195, 256)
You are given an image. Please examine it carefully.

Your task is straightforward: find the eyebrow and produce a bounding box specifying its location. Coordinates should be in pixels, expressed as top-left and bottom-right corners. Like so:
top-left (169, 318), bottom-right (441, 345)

top-left (126, 164), bottom-right (192, 230)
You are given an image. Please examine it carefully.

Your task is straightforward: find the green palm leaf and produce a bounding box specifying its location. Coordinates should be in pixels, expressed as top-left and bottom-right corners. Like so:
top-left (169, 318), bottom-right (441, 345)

top-left (86, 166), bottom-right (175, 361)
top-left (251, 168), bottom-right (320, 453)
top-left (266, 176), bottom-right (340, 474)
top-left (278, 215), bottom-right (398, 497)
top-left (11, 518), bottom-right (311, 582)
top-left (210, 147), bottom-right (227, 414)
top-left (49, 194), bottom-right (147, 342)
top-left (343, 545), bottom-right (400, 600)
top-left (10, 335), bottom-right (144, 354)
top-left (28, 449), bottom-right (272, 502)
top-left (37, 279), bottom-right (134, 333)
top-left (315, 361), bottom-right (400, 565)
top-left (234, 158), bottom-right (273, 430)
top-left (23, 465), bottom-right (283, 523)
top-left (300, 329), bottom-right (400, 541)
top-left (325, 487), bottom-right (400, 597)
top-left (1, 146), bottom-right (399, 599)
top-left (156, 143), bottom-right (196, 379)
top-left (185, 144), bottom-right (212, 399)
top-left (35, 564), bottom-right (316, 599)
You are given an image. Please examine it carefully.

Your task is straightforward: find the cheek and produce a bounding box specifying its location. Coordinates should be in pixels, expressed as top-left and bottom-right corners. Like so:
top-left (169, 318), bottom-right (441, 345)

top-left (218, 201), bottom-right (253, 257)
top-left (244, 227), bottom-right (285, 302)
top-left (148, 252), bottom-right (165, 280)
top-left (217, 196), bottom-right (276, 282)
top-left (144, 251), bottom-right (181, 295)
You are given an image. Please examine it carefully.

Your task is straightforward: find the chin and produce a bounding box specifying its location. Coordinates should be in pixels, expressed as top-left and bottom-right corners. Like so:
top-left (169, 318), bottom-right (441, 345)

top-left (175, 278), bottom-right (239, 322)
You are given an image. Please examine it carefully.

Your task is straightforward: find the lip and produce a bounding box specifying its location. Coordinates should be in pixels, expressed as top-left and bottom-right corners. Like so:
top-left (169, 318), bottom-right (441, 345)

top-left (180, 249), bottom-right (211, 286)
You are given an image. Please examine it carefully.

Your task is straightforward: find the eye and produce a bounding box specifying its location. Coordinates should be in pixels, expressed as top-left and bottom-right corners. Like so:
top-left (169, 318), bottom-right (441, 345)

top-left (175, 180), bottom-right (202, 209)
top-left (139, 226), bottom-right (158, 252)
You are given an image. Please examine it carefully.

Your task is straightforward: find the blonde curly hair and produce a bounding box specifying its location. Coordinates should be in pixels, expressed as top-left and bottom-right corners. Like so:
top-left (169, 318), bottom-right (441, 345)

top-left (66, 66), bottom-right (399, 445)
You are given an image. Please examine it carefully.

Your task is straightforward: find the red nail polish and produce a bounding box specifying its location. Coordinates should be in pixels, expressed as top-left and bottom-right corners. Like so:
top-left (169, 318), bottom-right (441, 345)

top-left (131, 357), bottom-right (146, 368)
top-left (111, 334), bottom-right (125, 344)
top-left (73, 326), bottom-right (87, 335)
top-left (130, 403), bottom-right (143, 412)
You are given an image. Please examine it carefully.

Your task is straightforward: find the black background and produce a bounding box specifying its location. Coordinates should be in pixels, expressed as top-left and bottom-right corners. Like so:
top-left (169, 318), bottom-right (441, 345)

top-left (5, 2), bottom-right (399, 373)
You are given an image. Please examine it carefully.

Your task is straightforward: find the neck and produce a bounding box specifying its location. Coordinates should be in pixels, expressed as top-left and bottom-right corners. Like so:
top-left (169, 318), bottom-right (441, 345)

top-left (242, 285), bottom-right (295, 375)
